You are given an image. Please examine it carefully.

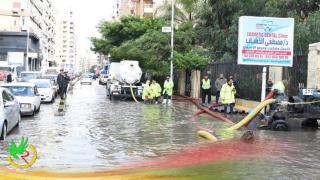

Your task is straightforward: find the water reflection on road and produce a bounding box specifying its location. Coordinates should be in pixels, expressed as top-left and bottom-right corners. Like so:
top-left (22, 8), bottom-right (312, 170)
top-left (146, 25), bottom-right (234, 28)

top-left (0, 81), bottom-right (319, 179)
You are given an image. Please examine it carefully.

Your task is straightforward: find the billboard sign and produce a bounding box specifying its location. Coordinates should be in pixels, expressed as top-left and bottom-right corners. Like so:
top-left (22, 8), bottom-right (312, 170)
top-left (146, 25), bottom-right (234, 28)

top-left (238, 16), bottom-right (294, 67)
top-left (7, 52), bottom-right (24, 66)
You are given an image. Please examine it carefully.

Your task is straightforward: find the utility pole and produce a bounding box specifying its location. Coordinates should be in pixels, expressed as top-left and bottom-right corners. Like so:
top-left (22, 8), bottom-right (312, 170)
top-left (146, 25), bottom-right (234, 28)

top-left (170, 0), bottom-right (174, 79)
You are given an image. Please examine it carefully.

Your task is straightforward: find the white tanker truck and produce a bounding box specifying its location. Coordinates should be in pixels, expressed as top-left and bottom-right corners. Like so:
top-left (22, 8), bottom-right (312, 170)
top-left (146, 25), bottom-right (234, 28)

top-left (106, 60), bottom-right (144, 100)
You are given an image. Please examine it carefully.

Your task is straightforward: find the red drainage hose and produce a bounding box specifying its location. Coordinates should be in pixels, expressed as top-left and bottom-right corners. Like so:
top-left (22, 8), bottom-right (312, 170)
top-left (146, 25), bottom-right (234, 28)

top-left (176, 95), bottom-right (234, 125)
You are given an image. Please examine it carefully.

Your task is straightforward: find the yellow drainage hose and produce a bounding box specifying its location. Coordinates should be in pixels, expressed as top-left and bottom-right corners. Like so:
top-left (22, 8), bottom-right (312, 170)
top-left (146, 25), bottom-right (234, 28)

top-left (130, 84), bottom-right (139, 103)
top-left (197, 130), bottom-right (218, 141)
top-left (228, 99), bottom-right (276, 131)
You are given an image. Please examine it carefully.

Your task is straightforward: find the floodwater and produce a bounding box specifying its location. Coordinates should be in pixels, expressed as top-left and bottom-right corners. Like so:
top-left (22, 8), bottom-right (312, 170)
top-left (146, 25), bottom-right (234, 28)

top-left (0, 81), bottom-right (320, 179)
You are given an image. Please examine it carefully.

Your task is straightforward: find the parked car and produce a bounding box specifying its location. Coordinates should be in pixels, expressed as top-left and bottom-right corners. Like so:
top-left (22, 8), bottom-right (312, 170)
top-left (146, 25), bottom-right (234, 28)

top-left (19, 71), bottom-right (42, 82)
top-left (29, 79), bottom-right (55, 103)
top-left (81, 75), bottom-right (92, 85)
top-left (99, 73), bottom-right (108, 85)
top-left (39, 74), bottom-right (58, 97)
top-left (0, 87), bottom-right (21, 140)
top-left (1, 82), bottom-right (41, 116)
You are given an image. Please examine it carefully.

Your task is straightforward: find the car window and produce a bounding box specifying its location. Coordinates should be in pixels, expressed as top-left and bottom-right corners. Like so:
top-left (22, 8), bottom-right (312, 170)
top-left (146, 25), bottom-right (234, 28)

top-left (5, 86), bottom-right (34, 96)
top-left (6, 91), bottom-right (15, 101)
top-left (2, 90), bottom-right (12, 104)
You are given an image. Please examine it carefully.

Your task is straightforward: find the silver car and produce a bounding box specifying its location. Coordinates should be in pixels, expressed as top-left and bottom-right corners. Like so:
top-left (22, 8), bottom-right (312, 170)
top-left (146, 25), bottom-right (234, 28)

top-left (0, 88), bottom-right (21, 140)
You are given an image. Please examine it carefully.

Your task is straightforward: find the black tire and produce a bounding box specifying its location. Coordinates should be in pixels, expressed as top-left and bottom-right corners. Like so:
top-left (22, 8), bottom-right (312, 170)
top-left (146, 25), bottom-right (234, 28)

top-left (301, 119), bottom-right (319, 129)
top-left (271, 119), bottom-right (290, 131)
top-left (17, 114), bottom-right (21, 127)
top-left (50, 96), bottom-right (55, 103)
top-left (0, 122), bottom-right (7, 141)
top-left (36, 105), bottom-right (40, 113)
top-left (32, 106), bottom-right (36, 116)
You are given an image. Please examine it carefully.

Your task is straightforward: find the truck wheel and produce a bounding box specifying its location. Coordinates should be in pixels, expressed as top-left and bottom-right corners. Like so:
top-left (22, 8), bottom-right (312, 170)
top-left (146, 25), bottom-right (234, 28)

top-left (301, 119), bottom-right (318, 129)
top-left (271, 119), bottom-right (290, 131)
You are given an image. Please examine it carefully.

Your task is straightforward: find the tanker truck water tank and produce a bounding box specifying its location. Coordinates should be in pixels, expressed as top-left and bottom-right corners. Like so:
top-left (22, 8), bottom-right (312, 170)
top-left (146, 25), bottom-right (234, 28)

top-left (119, 60), bottom-right (142, 85)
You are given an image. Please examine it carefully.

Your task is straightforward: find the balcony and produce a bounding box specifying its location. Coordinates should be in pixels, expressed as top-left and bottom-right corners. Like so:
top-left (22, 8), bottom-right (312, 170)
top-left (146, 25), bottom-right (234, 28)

top-left (143, 3), bottom-right (154, 14)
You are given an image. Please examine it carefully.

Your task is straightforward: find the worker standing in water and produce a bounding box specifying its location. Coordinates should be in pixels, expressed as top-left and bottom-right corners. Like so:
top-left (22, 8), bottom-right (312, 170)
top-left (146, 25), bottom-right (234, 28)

top-left (201, 74), bottom-right (212, 105)
top-left (215, 74), bottom-right (227, 104)
top-left (163, 76), bottom-right (174, 105)
top-left (143, 80), bottom-right (152, 104)
top-left (150, 80), bottom-right (162, 104)
top-left (220, 79), bottom-right (236, 113)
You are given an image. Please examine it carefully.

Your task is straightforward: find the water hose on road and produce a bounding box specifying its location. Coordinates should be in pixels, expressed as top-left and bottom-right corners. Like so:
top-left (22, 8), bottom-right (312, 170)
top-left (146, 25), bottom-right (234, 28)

top-left (228, 99), bottom-right (276, 131)
top-left (197, 130), bottom-right (218, 141)
top-left (176, 95), bottom-right (234, 125)
top-left (130, 84), bottom-right (139, 103)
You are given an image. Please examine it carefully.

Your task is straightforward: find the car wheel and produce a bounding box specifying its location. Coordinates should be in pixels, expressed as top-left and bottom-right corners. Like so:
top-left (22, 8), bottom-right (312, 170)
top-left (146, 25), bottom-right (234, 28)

top-left (17, 114), bottom-right (21, 127)
top-left (31, 106), bottom-right (36, 116)
top-left (0, 122), bottom-right (7, 141)
top-left (271, 119), bottom-right (290, 131)
top-left (50, 96), bottom-right (55, 103)
top-left (36, 105), bottom-right (41, 113)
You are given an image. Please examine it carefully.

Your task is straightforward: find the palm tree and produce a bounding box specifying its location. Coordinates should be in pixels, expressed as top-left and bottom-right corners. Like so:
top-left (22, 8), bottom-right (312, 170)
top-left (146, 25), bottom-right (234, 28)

top-left (155, 0), bottom-right (201, 23)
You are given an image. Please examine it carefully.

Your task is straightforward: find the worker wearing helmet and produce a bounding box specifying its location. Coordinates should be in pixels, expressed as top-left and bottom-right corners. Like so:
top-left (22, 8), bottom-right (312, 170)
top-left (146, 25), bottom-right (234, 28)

top-left (143, 80), bottom-right (152, 104)
top-left (163, 76), bottom-right (174, 105)
top-left (150, 80), bottom-right (162, 104)
top-left (220, 79), bottom-right (236, 113)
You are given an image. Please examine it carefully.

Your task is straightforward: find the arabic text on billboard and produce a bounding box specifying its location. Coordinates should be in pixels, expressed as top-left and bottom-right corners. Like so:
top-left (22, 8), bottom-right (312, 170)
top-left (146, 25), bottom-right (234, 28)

top-left (238, 16), bottom-right (294, 67)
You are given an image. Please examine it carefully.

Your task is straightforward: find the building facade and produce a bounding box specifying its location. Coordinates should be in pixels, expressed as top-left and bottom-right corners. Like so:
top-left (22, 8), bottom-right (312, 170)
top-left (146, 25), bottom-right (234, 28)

top-left (112, 0), bottom-right (164, 20)
top-left (55, 10), bottom-right (77, 73)
top-left (0, 0), bottom-right (56, 72)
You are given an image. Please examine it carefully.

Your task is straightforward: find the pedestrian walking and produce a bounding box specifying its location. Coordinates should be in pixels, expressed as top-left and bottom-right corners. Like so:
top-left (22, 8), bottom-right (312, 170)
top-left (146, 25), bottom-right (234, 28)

top-left (6, 73), bottom-right (12, 83)
top-left (64, 71), bottom-right (70, 97)
top-left (150, 80), bottom-right (161, 104)
top-left (201, 74), bottom-right (212, 105)
top-left (215, 74), bottom-right (227, 104)
top-left (220, 79), bottom-right (236, 113)
top-left (142, 80), bottom-right (152, 104)
top-left (57, 69), bottom-right (69, 99)
top-left (162, 76), bottom-right (174, 105)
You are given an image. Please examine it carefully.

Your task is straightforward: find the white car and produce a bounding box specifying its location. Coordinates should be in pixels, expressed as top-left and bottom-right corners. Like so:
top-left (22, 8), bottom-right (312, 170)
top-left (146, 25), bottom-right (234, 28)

top-left (81, 75), bottom-right (92, 85)
top-left (29, 79), bottom-right (55, 103)
top-left (1, 82), bottom-right (41, 116)
top-left (0, 88), bottom-right (21, 140)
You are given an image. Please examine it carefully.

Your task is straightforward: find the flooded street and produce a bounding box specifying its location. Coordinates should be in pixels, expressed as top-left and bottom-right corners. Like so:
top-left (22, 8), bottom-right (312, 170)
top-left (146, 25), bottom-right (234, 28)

top-left (1, 81), bottom-right (320, 179)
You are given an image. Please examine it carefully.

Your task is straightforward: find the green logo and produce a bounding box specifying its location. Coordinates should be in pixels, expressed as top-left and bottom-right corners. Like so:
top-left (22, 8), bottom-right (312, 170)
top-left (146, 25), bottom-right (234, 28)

top-left (7, 137), bottom-right (37, 169)
top-left (8, 137), bottom-right (29, 160)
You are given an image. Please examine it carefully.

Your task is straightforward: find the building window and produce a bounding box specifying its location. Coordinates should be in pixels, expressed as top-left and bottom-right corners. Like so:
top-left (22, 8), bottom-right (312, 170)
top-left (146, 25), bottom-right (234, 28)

top-left (0, 54), bottom-right (7, 61)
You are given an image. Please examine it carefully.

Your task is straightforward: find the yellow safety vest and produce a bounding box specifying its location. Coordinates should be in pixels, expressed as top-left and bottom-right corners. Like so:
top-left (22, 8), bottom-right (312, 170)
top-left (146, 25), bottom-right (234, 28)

top-left (220, 83), bottom-right (236, 104)
top-left (202, 79), bottom-right (211, 90)
top-left (272, 81), bottom-right (285, 94)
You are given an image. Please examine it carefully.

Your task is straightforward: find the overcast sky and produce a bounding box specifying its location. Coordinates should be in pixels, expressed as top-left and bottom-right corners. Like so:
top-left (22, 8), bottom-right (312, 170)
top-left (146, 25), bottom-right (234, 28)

top-left (53, 0), bottom-right (114, 55)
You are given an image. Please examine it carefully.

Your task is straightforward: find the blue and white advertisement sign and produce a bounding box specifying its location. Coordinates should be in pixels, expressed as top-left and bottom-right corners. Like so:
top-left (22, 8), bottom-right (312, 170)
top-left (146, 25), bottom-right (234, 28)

top-left (238, 16), bottom-right (294, 67)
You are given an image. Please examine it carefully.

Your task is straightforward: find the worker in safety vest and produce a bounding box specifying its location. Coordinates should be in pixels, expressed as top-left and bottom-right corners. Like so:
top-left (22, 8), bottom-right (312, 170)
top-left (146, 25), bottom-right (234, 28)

top-left (201, 74), bottom-right (212, 105)
top-left (150, 80), bottom-right (162, 104)
top-left (271, 80), bottom-right (288, 95)
top-left (220, 79), bottom-right (236, 113)
top-left (143, 80), bottom-right (152, 104)
top-left (162, 76), bottom-right (174, 105)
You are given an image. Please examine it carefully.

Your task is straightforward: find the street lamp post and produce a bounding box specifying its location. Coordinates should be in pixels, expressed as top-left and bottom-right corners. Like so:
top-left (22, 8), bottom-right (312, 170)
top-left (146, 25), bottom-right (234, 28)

top-left (170, 0), bottom-right (174, 79)
top-left (26, 27), bottom-right (29, 72)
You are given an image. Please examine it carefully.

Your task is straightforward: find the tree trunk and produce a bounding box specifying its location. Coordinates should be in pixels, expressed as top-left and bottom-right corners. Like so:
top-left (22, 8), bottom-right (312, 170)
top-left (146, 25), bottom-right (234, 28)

top-left (178, 69), bottom-right (186, 95)
top-left (191, 70), bottom-right (201, 99)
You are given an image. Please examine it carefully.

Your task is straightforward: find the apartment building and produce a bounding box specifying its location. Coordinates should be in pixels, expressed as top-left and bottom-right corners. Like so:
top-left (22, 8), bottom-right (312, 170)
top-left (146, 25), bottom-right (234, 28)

top-left (55, 11), bottom-right (77, 73)
top-left (112, 0), bottom-right (165, 20)
top-left (0, 0), bottom-right (56, 72)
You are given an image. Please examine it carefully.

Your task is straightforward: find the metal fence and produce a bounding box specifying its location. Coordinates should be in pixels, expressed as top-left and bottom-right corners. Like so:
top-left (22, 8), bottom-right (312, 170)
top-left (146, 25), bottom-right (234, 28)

top-left (283, 55), bottom-right (308, 96)
top-left (203, 62), bottom-right (266, 101)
